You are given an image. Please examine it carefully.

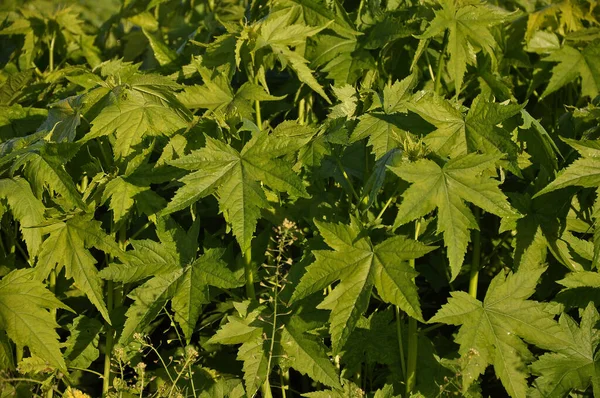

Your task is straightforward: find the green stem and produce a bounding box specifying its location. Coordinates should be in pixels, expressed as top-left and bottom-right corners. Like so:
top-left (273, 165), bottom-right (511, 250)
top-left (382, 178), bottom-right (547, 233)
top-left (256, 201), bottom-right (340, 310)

top-left (68, 367), bottom-right (104, 379)
top-left (102, 225), bottom-right (126, 397)
top-left (49, 32), bottom-right (56, 72)
top-left (434, 31), bottom-right (448, 96)
top-left (280, 370), bottom-right (288, 398)
top-left (168, 354), bottom-right (195, 397)
top-left (15, 344), bottom-right (23, 364)
top-left (406, 319), bottom-right (418, 393)
top-left (395, 307), bottom-right (406, 379)
top-left (255, 75), bottom-right (262, 129)
top-left (102, 280), bottom-right (114, 397)
top-left (334, 157), bottom-right (360, 204)
top-left (255, 99), bottom-right (262, 129)
top-left (405, 220), bottom-right (421, 395)
top-left (46, 269), bottom-right (58, 398)
top-left (374, 186), bottom-right (400, 221)
top-left (243, 246), bottom-right (256, 299)
top-left (469, 207), bottom-right (481, 299)
top-left (298, 98), bottom-right (305, 125)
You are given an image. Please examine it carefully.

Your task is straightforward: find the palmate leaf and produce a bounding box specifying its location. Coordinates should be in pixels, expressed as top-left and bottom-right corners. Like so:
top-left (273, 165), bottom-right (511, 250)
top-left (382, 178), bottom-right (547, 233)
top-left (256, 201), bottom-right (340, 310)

top-left (15, 144), bottom-right (86, 209)
top-left (419, 0), bottom-right (511, 93)
top-left (349, 73), bottom-right (418, 159)
top-left (430, 268), bottom-right (566, 398)
top-left (389, 153), bottom-right (518, 280)
top-left (35, 215), bottom-right (124, 324)
top-left (504, 190), bottom-right (572, 270)
top-left (165, 122), bottom-right (313, 252)
top-left (36, 95), bottom-right (84, 143)
top-left (290, 218), bottom-right (434, 353)
top-left (530, 303), bottom-right (600, 397)
top-left (276, 0), bottom-right (358, 39)
top-left (409, 92), bottom-right (523, 173)
top-left (101, 176), bottom-right (147, 225)
top-left (178, 77), bottom-right (283, 121)
top-left (101, 232), bottom-right (242, 343)
top-left (82, 75), bottom-right (192, 160)
top-left (244, 8), bottom-right (330, 102)
top-left (0, 269), bottom-right (71, 371)
top-left (535, 139), bottom-right (600, 198)
top-left (63, 315), bottom-right (103, 369)
top-left (554, 270), bottom-right (600, 309)
top-left (209, 301), bottom-right (341, 396)
top-left (0, 177), bottom-right (44, 257)
top-left (541, 42), bottom-right (600, 99)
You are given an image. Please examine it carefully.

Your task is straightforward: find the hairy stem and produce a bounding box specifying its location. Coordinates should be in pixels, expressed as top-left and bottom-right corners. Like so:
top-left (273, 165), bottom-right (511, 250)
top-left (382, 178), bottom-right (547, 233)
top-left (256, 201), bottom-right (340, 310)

top-left (469, 207), bottom-right (482, 299)
top-left (405, 219), bottom-right (422, 395)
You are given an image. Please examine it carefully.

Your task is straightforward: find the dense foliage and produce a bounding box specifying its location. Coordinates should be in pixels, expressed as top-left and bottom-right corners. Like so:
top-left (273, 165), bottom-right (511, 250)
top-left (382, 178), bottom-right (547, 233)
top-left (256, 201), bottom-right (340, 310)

top-left (1, 0), bottom-right (600, 396)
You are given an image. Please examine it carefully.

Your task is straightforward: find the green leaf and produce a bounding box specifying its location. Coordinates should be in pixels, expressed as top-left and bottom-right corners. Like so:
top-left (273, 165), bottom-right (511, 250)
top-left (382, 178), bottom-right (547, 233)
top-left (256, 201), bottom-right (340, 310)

top-left (63, 315), bottom-right (103, 369)
top-left (0, 177), bottom-right (44, 257)
top-left (118, 269), bottom-right (183, 345)
top-left (280, 325), bottom-right (341, 389)
top-left (101, 177), bottom-right (146, 224)
top-left (83, 82), bottom-right (191, 159)
top-left (37, 95), bottom-right (84, 143)
top-left (530, 303), bottom-right (600, 397)
top-left (409, 93), bottom-right (523, 173)
top-left (419, 0), bottom-right (511, 93)
top-left (178, 80), bottom-right (283, 120)
top-left (36, 215), bottom-right (123, 324)
top-left (430, 268), bottom-right (566, 398)
top-left (142, 28), bottom-right (178, 66)
top-left (172, 248), bottom-right (242, 341)
top-left (103, 231), bottom-right (241, 344)
top-left (350, 113), bottom-right (409, 160)
top-left (166, 125), bottom-right (312, 252)
top-left (541, 43), bottom-right (600, 99)
top-left (277, 0), bottom-right (358, 39)
top-left (534, 139), bottom-right (600, 197)
top-left (389, 153), bottom-right (517, 280)
top-left (291, 218), bottom-right (434, 353)
top-left (0, 269), bottom-right (70, 371)
top-left (18, 148), bottom-right (86, 209)
top-left (554, 270), bottom-right (600, 309)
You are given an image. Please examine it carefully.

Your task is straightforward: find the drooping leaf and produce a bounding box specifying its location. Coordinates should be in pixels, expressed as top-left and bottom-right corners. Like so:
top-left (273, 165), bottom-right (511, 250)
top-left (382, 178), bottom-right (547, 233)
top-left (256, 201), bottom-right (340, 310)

top-left (389, 153), bottom-right (518, 280)
top-left (37, 95), bottom-right (84, 143)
